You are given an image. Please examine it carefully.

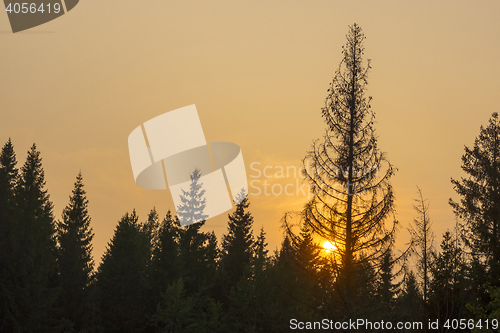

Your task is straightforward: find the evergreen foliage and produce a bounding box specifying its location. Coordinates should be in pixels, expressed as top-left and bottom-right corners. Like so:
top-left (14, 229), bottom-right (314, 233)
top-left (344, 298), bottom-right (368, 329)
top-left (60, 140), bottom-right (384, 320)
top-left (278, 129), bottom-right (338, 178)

top-left (96, 210), bottom-right (153, 332)
top-left (450, 112), bottom-right (500, 282)
top-left (396, 270), bottom-right (425, 327)
top-left (0, 144), bottom-right (60, 332)
top-left (150, 278), bottom-right (199, 333)
top-left (221, 191), bottom-right (254, 287)
top-left (375, 249), bottom-right (398, 322)
top-left (428, 231), bottom-right (470, 331)
top-left (57, 172), bottom-right (94, 330)
top-left (253, 227), bottom-right (269, 275)
top-left (408, 186), bottom-right (434, 303)
top-left (284, 23), bottom-right (401, 321)
top-left (177, 220), bottom-right (218, 295)
top-left (0, 139), bottom-right (19, 332)
top-left (151, 210), bottom-right (181, 300)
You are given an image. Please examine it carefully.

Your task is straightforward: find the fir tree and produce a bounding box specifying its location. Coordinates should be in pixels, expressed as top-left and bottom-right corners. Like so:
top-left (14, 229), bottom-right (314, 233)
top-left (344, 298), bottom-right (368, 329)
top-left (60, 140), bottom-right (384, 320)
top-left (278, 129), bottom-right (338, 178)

top-left (396, 270), bottom-right (425, 327)
top-left (428, 231), bottom-right (470, 331)
top-left (450, 112), bottom-right (500, 283)
top-left (374, 249), bottom-right (398, 325)
top-left (221, 191), bottom-right (254, 287)
top-left (224, 224), bottom-right (274, 333)
top-left (176, 168), bottom-right (217, 296)
top-left (253, 227), bottom-right (269, 276)
top-left (142, 207), bottom-right (160, 248)
top-left (7, 144), bottom-right (59, 331)
top-left (151, 210), bottom-right (181, 299)
top-left (151, 277), bottom-right (224, 333)
top-left (57, 172), bottom-right (94, 330)
top-left (150, 278), bottom-right (197, 333)
top-left (178, 221), bottom-right (218, 296)
top-left (408, 186), bottom-right (434, 303)
top-left (0, 139), bottom-right (19, 331)
top-left (286, 23), bottom-right (400, 320)
top-left (176, 220), bottom-right (221, 332)
top-left (0, 138), bottom-right (18, 230)
top-left (96, 210), bottom-right (152, 332)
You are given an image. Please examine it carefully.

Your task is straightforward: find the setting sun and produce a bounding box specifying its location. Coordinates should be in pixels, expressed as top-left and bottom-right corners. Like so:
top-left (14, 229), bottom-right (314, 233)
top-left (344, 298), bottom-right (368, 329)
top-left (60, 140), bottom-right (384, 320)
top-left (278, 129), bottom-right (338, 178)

top-left (323, 241), bottom-right (336, 253)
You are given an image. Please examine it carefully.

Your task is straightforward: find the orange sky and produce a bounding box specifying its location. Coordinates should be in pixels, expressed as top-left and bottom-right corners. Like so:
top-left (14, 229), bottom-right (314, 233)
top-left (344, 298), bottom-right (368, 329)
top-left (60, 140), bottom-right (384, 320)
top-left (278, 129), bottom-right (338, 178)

top-left (1, 1), bottom-right (500, 263)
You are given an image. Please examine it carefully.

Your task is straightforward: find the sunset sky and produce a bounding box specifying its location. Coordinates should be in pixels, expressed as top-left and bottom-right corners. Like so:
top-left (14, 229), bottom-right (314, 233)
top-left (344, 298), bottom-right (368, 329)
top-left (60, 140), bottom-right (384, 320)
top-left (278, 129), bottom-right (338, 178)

top-left (1, 0), bottom-right (500, 263)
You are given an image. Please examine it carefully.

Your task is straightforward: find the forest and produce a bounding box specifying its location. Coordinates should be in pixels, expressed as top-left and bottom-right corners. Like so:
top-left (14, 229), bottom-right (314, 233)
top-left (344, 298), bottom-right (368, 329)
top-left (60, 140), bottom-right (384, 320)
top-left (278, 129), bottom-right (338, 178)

top-left (1, 24), bottom-right (500, 333)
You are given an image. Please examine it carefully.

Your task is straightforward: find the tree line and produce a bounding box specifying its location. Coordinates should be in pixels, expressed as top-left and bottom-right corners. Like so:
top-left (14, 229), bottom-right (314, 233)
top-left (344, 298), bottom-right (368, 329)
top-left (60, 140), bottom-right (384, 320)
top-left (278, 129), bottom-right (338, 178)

top-left (1, 23), bottom-right (500, 332)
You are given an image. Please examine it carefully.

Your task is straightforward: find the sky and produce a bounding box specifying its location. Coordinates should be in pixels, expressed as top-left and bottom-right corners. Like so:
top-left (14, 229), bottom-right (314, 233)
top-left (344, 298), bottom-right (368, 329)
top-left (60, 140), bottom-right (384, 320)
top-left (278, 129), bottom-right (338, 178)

top-left (1, 0), bottom-right (500, 264)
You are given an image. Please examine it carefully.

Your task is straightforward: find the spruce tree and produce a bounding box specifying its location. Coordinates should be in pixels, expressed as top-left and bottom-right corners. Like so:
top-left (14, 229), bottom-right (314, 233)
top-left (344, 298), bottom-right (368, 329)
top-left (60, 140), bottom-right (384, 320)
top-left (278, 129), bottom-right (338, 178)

top-left (251, 227), bottom-right (273, 329)
top-left (57, 172), bottom-right (94, 330)
top-left (151, 277), bottom-right (225, 333)
top-left (269, 235), bottom-right (320, 327)
top-left (223, 220), bottom-right (274, 333)
top-left (253, 227), bottom-right (269, 275)
top-left (396, 270), bottom-right (424, 326)
top-left (0, 138), bottom-right (18, 236)
top-left (287, 23), bottom-right (399, 320)
top-left (96, 210), bottom-right (152, 332)
top-left (428, 231), bottom-right (470, 330)
top-left (294, 222), bottom-right (323, 277)
top-left (0, 140), bottom-right (18, 255)
top-left (221, 192), bottom-right (254, 287)
top-left (8, 144), bottom-right (59, 331)
top-left (0, 139), bottom-right (19, 331)
top-left (294, 222), bottom-right (328, 316)
top-left (450, 112), bottom-right (500, 283)
top-left (178, 221), bottom-right (218, 296)
top-left (150, 278), bottom-right (197, 333)
top-left (176, 168), bottom-right (217, 296)
top-left (282, 218), bottom-right (327, 312)
top-left (408, 186), bottom-right (434, 303)
top-left (142, 207), bottom-right (160, 248)
top-left (151, 210), bottom-right (181, 299)
top-left (375, 249), bottom-right (398, 324)
top-left (176, 221), bottom-right (220, 332)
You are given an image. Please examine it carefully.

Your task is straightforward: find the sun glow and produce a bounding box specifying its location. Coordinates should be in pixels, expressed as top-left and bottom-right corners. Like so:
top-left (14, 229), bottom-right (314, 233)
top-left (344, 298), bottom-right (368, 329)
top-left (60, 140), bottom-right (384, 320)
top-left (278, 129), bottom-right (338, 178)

top-left (323, 241), bottom-right (336, 253)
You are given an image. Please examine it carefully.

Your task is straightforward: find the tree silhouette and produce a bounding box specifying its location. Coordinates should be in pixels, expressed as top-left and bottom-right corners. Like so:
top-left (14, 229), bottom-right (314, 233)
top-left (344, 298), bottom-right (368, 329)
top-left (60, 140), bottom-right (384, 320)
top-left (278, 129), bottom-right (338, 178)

top-left (221, 190), bottom-right (254, 287)
top-left (428, 231), bottom-right (469, 331)
top-left (0, 139), bottom-right (19, 331)
top-left (96, 210), bottom-right (152, 332)
top-left (267, 233), bottom-right (321, 328)
top-left (174, 223), bottom-right (221, 332)
top-left (253, 227), bottom-right (269, 276)
top-left (408, 186), bottom-right (434, 303)
top-left (169, 168), bottom-right (221, 331)
top-left (57, 172), bottom-right (94, 330)
top-left (151, 210), bottom-right (181, 301)
top-left (177, 221), bottom-right (218, 296)
top-left (0, 139), bottom-right (18, 232)
top-left (221, 196), bottom-right (279, 332)
top-left (375, 249), bottom-right (398, 323)
top-left (450, 112), bottom-right (500, 283)
top-left (7, 144), bottom-right (59, 331)
top-left (396, 270), bottom-right (425, 325)
top-left (285, 23), bottom-right (400, 320)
